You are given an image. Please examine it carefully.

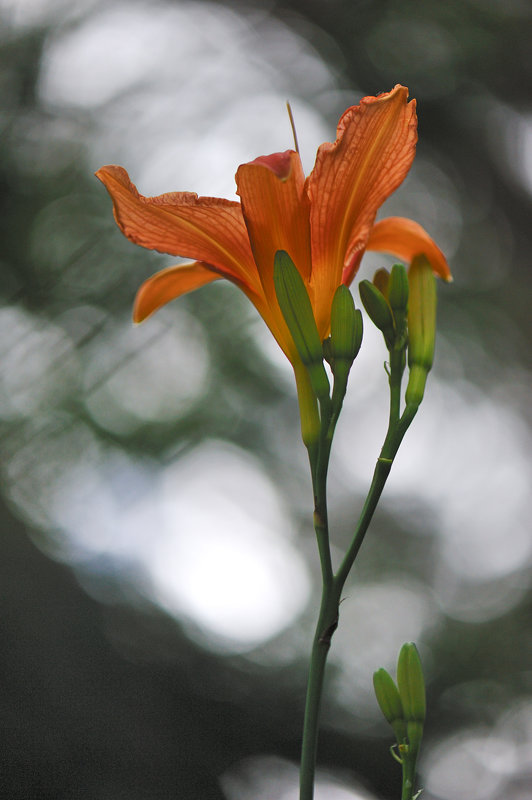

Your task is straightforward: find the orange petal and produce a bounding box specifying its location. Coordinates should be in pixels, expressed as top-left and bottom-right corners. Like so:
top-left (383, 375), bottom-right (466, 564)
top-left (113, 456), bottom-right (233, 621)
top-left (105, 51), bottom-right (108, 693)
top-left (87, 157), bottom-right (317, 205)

top-left (134, 258), bottom-right (300, 365)
top-left (236, 150), bottom-right (311, 304)
top-left (308, 85), bottom-right (418, 332)
top-left (365, 217), bottom-right (452, 281)
top-left (133, 261), bottom-right (222, 323)
top-left (96, 165), bottom-right (259, 292)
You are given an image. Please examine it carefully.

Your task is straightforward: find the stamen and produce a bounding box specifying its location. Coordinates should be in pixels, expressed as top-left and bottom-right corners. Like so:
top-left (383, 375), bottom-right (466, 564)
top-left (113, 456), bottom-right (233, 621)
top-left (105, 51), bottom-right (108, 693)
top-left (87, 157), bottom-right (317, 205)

top-left (286, 101), bottom-right (300, 155)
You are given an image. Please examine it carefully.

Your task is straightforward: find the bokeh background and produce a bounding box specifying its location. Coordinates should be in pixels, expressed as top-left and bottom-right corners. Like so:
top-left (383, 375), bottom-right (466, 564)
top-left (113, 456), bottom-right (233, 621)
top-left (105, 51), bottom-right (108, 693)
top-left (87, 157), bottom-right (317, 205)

top-left (1, 0), bottom-right (532, 798)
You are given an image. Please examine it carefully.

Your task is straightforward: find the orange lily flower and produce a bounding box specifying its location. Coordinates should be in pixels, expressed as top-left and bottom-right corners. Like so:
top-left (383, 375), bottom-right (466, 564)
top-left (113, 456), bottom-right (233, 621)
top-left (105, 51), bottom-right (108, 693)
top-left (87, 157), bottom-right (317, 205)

top-left (96, 85), bottom-right (450, 380)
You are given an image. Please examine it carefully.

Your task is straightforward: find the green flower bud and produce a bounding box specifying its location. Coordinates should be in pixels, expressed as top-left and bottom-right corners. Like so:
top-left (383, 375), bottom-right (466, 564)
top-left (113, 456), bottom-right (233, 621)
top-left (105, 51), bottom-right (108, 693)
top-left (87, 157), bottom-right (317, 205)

top-left (397, 643), bottom-right (426, 726)
top-left (373, 668), bottom-right (407, 745)
top-left (359, 280), bottom-right (395, 348)
top-left (388, 263), bottom-right (409, 316)
top-left (295, 365), bottom-right (321, 451)
top-left (405, 255), bottom-right (437, 407)
top-left (373, 668), bottom-right (403, 724)
top-left (274, 250), bottom-right (330, 400)
top-left (327, 287), bottom-right (363, 415)
top-left (373, 268), bottom-right (390, 298)
top-left (406, 720), bottom-right (424, 758)
top-left (330, 286), bottom-right (363, 371)
top-left (388, 263), bottom-right (409, 345)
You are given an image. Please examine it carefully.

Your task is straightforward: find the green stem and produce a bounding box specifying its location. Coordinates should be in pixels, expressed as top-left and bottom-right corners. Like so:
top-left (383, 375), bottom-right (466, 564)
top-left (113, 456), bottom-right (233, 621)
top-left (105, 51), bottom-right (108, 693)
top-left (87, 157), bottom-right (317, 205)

top-left (313, 394), bottom-right (334, 590)
top-left (299, 586), bottom-right (339, 800)
top-left (389, 348), bottom-right (405, 426)
top-left (300, 394), bottom-right (336, 800)
top-left (335, 403), bottom-right (417, 592)
top-left (401, 756), bottom-right (417, 800)
top-left (299, 351), bottom-right (418, 800)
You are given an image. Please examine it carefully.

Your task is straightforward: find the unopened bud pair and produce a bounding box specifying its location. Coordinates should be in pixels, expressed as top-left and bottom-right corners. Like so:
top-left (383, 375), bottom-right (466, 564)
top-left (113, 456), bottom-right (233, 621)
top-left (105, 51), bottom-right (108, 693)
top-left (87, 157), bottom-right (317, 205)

top-left (273, 250), bottom-right (363, 427)
top-left (359, 262), bottom-right (409, 350)
top-left (373, 642), bottom-right (426, 758)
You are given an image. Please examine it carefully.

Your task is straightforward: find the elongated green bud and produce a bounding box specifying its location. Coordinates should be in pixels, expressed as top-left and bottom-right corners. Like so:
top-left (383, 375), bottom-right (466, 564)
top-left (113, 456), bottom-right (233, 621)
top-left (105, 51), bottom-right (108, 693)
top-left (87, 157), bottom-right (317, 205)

top-left (328, 287), bottom-right (363, 415)
top-left (388, 263), bottom-right (408, 339)
top-left (359, 280), bottom-right (395, 348)
top-left (274, 250), bottom-right (322, 365)
top-left (330, 286), bottom-right (363, 369)
top-left (373, 668), bottom-right (403, 724)
top-left (405, 255), bottom-right (437, 407)
top-left (407, 256), bottom-right (436, 371)
top-left (397, 643), bottom-right (426, 725)
top-left (373, 268), bottom-right (390, 298)
top-left (388, 263), bottom-right (409, 316)
top-left (294, 364), bottom-right (321, 451)
top-left (373, 668), bottom-right (407, 745)
top-left (273, 250), bottom-right (330, 400)
top-left (406, 721), bottom-right (424, 759)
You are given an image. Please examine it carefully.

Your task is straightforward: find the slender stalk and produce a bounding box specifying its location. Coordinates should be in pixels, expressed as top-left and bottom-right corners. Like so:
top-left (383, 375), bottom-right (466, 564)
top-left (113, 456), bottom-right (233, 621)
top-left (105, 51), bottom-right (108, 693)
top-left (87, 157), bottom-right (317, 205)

top-left (389, 348), bottom-right (405, 426)
top-left (299, 347), bottom-right (419, 800)
top-left (401, 756), bottom-right (416, 800)
top-left (312, 394), bottom-right (334, 590)
top-left (299, 586), bottom-right (339, 800)
top-left (334, 453), bottom-right (393, 592)
top-left (313, 502), bottom-right (333, 592)
top-left (300, 394), bottom-right (336, 799)
top-left (335, 403), bottom-right (417, 592)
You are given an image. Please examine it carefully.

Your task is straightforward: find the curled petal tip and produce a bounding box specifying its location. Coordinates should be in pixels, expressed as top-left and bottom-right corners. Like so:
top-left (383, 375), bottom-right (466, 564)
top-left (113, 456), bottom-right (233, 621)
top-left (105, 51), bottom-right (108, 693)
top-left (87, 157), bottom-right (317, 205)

top-left (365, 217), bottom-right (451, 282)
top-left (374, 84), bottom-right (411, 104)
top-left (242, 150), bottom-right (296, 180)
top-left (132, 306), bottom-right (146, 324)
top-left (95, 164), bottom-right (127, 183)
top-left (132, 293), bottom-right (151, 324)
top-left (133, 261), bottom-right (221, 324)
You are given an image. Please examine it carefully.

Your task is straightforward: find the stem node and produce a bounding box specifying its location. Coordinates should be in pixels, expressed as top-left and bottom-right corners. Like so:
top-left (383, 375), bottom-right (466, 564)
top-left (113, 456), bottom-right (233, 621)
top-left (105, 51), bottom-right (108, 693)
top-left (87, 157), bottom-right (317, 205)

top-left (318, 617), bottom-right (339, 646)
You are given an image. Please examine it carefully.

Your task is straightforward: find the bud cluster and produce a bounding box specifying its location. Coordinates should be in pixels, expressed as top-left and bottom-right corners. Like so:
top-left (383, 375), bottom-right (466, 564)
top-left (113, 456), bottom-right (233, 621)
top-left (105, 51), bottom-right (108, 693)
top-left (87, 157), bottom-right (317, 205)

top-left (359, 262), bottom-right (409, 350)
top-left (373, 642), bottom-right (426, 780)
top-left (359, 256), bottom-right (437, 412)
